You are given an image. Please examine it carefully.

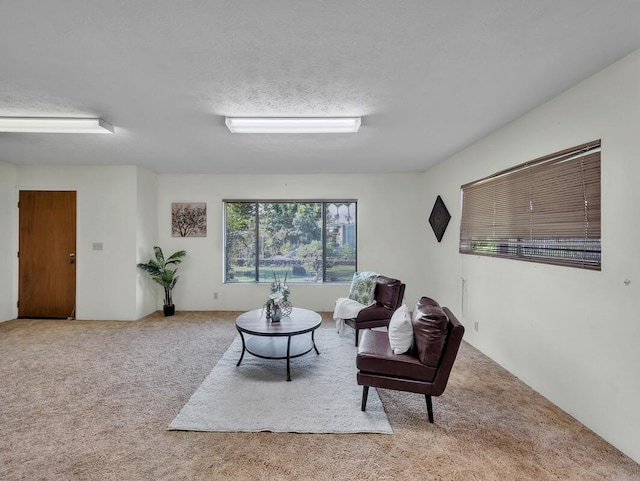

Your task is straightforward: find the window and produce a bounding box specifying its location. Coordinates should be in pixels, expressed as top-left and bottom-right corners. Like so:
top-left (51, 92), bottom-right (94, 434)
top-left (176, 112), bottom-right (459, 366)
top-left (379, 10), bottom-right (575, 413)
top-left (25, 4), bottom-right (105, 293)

top-left (460, 140), bottom-right (601, 270)
top-left (225, 200), bottom-right (357, 283)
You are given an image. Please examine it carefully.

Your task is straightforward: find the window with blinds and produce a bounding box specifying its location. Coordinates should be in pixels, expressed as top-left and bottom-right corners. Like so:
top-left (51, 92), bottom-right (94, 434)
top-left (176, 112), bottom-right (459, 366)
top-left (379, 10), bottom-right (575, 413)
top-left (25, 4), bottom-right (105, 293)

top-left (459, 140), bottom-right (601, 270)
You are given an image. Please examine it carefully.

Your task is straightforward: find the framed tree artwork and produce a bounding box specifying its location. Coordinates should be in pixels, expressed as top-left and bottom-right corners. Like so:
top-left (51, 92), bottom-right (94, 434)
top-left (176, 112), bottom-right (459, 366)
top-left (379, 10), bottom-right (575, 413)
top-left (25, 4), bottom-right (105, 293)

top-left (172, 203), bottom-right (207, 237)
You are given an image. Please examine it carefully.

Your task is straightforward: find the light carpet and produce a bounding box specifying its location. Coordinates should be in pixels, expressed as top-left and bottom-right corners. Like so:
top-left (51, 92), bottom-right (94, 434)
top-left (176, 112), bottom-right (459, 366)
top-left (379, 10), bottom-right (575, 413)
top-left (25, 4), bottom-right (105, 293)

top-left (168, 328), bottom-right (392, 434)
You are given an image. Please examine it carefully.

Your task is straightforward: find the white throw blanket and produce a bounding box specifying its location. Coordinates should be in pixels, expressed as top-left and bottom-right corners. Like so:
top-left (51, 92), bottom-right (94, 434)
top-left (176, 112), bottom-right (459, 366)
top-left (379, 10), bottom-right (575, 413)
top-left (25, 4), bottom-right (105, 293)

top-left (333, 297), bottom-right (368, 334)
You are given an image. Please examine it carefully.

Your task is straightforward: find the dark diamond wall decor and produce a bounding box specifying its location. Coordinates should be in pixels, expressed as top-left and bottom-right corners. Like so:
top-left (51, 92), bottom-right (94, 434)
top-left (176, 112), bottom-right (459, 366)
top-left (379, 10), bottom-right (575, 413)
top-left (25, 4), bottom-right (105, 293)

top-left (429, 195), bottom-right (451, 243)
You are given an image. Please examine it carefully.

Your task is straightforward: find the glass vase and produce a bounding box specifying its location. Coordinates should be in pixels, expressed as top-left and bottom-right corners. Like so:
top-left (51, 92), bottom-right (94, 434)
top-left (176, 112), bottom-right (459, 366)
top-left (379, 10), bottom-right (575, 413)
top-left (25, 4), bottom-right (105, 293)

top-left (279, 300), bottom-right (293, 317)
top-left (271, 305), bottom-right (282, 322)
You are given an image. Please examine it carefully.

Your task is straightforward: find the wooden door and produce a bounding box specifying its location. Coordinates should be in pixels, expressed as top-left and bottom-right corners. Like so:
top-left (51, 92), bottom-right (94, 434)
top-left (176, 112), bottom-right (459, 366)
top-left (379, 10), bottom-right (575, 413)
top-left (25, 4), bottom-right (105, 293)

top-left (18, 191), bottom-right (76, 318)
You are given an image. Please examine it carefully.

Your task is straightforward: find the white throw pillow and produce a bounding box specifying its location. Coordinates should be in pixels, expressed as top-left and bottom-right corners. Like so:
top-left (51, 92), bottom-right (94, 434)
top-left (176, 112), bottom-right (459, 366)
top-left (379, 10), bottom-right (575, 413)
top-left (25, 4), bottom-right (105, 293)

top-left (387, 304), bottom-right (413, 354)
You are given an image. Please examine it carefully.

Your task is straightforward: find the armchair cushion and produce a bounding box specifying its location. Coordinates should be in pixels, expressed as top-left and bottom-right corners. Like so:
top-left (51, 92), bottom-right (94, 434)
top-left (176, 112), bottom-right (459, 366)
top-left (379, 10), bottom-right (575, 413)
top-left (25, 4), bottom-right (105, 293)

top-left (412, 297), bottom-right (449, 368)
top-left (387, 304), bottom-right (413, 354)
top-left (352, 304), bottom-right (392, 323)
top-left (374, 275), bottom-right (404, 309)
top-left (357, 330), bottom-right (437, 382)
top-left (347, 271), bottom-right (378, 306)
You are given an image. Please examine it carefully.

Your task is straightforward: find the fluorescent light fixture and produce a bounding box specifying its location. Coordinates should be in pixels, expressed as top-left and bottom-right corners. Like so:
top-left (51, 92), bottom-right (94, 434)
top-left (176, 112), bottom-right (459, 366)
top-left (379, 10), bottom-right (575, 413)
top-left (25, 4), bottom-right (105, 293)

top-left (225, 117), bottom-right (361, 134)
top-left (0, 117), bottom-right (114, 133)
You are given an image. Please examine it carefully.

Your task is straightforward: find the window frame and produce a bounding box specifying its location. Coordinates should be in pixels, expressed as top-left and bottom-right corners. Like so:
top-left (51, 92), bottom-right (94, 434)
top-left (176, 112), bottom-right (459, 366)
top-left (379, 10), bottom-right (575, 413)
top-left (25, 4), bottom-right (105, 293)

top-left (459, 140), bottom-right (601, 270)
top-left (224, 199), bottom-right (358, 283)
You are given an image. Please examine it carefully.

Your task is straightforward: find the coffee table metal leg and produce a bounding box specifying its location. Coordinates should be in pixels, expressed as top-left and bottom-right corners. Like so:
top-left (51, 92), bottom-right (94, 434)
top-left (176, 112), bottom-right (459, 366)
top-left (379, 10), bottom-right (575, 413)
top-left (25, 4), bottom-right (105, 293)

top-left (236, 330), bottom-right (246, 367)
top-left (286, 335), bottom-right (292, 381)
top-left (312, 330), bottom-right (320, 355)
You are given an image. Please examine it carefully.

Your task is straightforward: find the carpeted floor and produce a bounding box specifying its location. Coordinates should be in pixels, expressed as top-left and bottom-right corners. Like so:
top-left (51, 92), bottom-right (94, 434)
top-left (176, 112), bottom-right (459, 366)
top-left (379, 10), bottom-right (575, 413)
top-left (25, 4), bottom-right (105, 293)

top-left (0, 311), bottom-right (638, 481)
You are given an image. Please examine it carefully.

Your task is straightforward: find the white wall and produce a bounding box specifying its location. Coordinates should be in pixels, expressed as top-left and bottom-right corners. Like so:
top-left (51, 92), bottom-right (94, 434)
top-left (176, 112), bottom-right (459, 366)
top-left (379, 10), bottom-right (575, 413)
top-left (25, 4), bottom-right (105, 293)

top-left (15, 165), bottom-right (140, 320)
top-left (4, 167), bottom-right (424, 320)
top-left (420, 49), bottom-right (640, 463)
top-left (135, 167), bottom-right (159, 318)
top-left (0, 162), bottom-right (17, 321)
top-left (156, 173), bottom-right (423, 312)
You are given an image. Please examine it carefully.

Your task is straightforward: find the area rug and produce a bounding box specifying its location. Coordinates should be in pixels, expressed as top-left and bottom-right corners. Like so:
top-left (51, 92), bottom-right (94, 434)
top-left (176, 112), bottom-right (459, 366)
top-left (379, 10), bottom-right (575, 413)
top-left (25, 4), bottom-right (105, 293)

top-left (168, 328), bottom-right (392, 434)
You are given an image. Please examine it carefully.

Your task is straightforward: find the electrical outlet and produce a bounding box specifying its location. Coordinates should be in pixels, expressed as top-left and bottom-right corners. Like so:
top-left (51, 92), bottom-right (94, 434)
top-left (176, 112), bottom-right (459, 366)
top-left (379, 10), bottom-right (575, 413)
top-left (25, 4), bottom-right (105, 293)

top-left (213, 292), bottom-right (219, 300)
top-left (474, 321), bottom-right (479, 332)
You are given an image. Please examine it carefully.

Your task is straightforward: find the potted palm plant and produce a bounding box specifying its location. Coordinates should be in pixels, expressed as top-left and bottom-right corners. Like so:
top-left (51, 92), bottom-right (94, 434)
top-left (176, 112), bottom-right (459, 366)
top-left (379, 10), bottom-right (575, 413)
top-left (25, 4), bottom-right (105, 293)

top-left (137, 246), bottom-right (187, 316)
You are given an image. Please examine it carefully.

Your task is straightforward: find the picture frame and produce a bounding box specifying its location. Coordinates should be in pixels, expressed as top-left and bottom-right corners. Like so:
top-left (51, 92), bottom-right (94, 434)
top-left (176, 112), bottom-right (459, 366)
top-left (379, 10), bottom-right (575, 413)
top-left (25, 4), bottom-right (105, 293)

top-left (172, 202), bottom-right (207, 237)
top-left (428, 195), bottom-right (451, 243)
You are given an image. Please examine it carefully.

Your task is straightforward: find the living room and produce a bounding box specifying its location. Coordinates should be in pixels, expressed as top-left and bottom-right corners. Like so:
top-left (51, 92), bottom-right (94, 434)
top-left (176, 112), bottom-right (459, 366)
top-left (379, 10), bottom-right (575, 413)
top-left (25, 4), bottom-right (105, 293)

top-left (1, 2), bottom-right (639, 479)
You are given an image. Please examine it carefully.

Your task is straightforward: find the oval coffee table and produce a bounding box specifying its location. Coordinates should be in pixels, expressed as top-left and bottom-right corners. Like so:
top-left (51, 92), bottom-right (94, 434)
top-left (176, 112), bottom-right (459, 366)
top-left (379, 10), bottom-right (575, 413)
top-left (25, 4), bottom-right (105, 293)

top-left (235, 307), bottom-right (322, 381)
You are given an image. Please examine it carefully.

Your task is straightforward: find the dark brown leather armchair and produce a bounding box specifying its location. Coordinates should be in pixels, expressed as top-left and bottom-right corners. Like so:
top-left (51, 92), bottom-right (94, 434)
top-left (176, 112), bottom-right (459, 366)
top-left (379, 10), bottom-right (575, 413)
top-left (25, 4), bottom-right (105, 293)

top-left (344, 275), bottom-right (405, 346)
top-left (356, 297), bottom-right (465, 423)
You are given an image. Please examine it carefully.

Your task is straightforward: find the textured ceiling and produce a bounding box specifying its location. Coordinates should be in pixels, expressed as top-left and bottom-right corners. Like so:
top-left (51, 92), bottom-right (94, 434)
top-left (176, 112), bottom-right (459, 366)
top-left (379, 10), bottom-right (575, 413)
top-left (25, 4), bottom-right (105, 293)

top-left (1, 1), bottom-right (640, 174)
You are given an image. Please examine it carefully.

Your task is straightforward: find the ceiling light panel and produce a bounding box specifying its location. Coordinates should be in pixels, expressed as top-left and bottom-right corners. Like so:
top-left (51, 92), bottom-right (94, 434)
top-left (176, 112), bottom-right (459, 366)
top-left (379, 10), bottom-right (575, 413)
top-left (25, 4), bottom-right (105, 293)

top-left (225, 117), bottom-right (361, 134)
top-left (0, 117), bottom-right (114, 133)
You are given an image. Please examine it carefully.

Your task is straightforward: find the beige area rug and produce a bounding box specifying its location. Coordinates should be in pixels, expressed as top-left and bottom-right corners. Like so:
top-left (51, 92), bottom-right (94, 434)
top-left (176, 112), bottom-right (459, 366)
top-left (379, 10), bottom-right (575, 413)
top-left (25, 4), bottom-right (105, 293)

top-left (1, 311), bottom-right (639, 481)
top-left (169, 328), bottom-right (392, 433)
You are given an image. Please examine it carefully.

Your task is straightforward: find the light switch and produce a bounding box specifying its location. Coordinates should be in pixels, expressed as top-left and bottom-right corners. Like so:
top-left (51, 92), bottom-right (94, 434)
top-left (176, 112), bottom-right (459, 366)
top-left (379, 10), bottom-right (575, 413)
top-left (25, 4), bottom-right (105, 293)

top-left (93, 242), bottom-right (103, 251)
